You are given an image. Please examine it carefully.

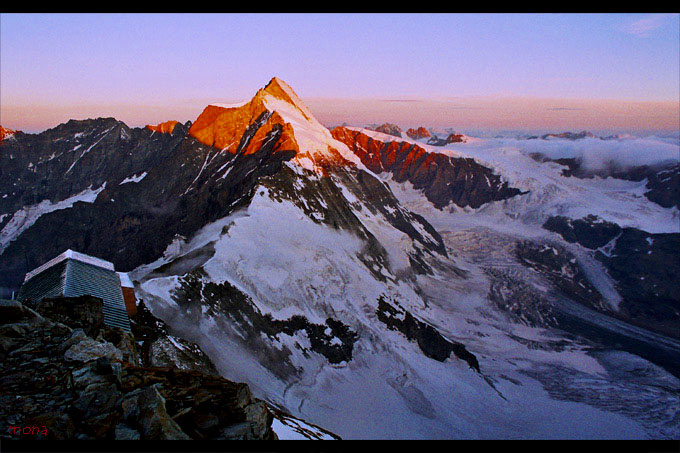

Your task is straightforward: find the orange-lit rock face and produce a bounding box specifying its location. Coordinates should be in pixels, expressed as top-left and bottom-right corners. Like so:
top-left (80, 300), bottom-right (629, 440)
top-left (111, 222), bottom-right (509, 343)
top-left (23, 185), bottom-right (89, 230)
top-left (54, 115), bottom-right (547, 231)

top-left (187, 77), bottom-right (355, 176)
top-left (0, 126), bottom-right (19, 143)
top-left (446, 133), bottom-right (466, 144)
top-left (331, 126), bottom-right (522, 209)
top-left (406, 127), bottom-right (431, 140)
top-left (188, 78), bottom-right (307, 157)
top-left (145, 121), bottom-right (179, 134)
top-left (331, 126), bottom-right (425, 175)
top-left (189, 101), bottom-right (300, 155)
top-left (332, 126), bottom-right (442, 180)
top-left (190, 102), bottom-right (263, 150)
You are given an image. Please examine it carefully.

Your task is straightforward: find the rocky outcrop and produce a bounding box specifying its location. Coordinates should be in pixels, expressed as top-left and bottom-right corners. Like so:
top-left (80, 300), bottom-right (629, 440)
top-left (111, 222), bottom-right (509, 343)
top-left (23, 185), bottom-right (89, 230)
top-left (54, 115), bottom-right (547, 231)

top-left (635, 164), bottom-right (680, 209)
top-left (331, 126), bottom-right (523, 209)
top-left (171, 269), bottom-right (359, 374)
top-left (406, 127), bottom-right (431, 140)
top-left (543, 214), bottom-right (622, 250)
top-left (543, 215), bottom-right (680, 339)
top-left (129, 298), bottom-right (218, 372)
top-left (425, 133), bottom-right (467, 146)
top-left (0, 296), bottom-right (278, 440)
top-left (0, 126), bottom-right (20, 142)
top-left (541, 131), bottom-right (597, 140)
top-left (515, 240), bottom-right (604, 309)
top-left (376, 295), bottom-right (480, 372)
top-left (370, 123), bottom-right (402, 138)
top-left (445, 133), bottom-right (466, 144)
top-left (425, 136), bottom-right (447, 146)
top-left (188, 77), bottom-right (302, 156)
top-left (25, 295), bottom-right (105, 337)
top-left (145, 121), bottom-right (179, 135)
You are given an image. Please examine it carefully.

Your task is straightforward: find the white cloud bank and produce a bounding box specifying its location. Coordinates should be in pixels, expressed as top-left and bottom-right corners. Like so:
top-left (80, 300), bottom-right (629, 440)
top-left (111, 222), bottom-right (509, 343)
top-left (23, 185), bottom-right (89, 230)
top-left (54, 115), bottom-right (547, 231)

top-left (518, 135), bottom-right (679, 172)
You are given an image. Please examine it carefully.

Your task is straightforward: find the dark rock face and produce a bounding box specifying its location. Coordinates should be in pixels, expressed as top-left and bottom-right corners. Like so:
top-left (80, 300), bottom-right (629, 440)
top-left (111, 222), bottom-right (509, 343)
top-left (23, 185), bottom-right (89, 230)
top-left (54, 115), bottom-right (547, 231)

top-left (541, 131), bottom-right (597, 141)
top-left (129, 298), bottom-right (218, 373)
top-left (515, 240), bottom-right (604, 309)
top-left (543, 214), bottom-right (621, 250)
top-left (608, 163), bottom-right (680, 210)
top-left (0, 118), bottom-right (188, 226)
top-left (424, 133), bottom-right (466, 146)
top-left (331, 126), bottom-right (523, 209)
top-left (170, 270), bottom-right (359, 372)
top-left (376, 295), bottom-right (480, 372)
top-left (544, 215), bottom-right (680, 339)
top-left (0, 296), bottom-right (278, 440)
top-left (596, 229), bottom-right (680, 339)
top-left (371, 123), bottom-right (402, 138)
top-left (426, 136), bottom-right (448, 146)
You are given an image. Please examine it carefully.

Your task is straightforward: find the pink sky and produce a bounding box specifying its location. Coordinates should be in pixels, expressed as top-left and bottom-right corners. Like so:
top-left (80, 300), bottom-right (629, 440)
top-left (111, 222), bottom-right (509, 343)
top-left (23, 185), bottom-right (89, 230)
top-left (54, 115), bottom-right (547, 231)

top-left (2, 96), bottom-right (677, 135)
top-left (2, 14), bottom-right (679, 135)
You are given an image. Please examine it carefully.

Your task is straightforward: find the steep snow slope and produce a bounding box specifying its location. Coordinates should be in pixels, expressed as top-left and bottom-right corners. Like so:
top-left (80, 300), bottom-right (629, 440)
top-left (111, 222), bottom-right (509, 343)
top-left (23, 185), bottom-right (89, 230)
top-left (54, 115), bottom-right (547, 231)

top-left (135, 183), bottom-right (675, 439)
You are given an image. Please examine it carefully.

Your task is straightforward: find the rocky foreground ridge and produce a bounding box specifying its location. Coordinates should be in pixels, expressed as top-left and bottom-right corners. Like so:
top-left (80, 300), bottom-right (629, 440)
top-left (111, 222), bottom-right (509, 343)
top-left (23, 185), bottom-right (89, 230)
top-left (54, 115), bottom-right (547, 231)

top-left (0, 295), bottom-right (284, 440)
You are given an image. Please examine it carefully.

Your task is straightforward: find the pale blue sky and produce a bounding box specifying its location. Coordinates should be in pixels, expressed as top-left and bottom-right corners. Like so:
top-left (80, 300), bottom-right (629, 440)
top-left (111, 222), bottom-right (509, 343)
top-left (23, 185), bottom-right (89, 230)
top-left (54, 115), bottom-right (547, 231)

top-left (1, 13), bottom-right (678, 132)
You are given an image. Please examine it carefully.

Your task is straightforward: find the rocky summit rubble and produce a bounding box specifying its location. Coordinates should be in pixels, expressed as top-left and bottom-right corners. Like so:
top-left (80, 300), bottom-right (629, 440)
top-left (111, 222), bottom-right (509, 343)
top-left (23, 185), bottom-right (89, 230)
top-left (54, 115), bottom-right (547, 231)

top-left (0, 295), bottom-right (277, 440)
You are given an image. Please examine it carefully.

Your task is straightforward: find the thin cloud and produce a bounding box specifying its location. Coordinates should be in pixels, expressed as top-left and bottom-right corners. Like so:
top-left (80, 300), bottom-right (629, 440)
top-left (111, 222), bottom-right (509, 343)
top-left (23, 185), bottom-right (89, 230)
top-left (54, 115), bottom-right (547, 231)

top-left (621, 13), bottom-right (676, 37)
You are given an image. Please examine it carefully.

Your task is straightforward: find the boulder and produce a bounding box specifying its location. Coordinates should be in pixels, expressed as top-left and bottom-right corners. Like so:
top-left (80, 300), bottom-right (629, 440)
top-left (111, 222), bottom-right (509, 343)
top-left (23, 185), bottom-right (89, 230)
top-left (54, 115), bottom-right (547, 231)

top-left (0, 298), bottom-right (40, 324)
top-left (26, 295), bottom-right (104, 337)
top-left (122, 385), bottom-right (191, 440)
top-left (63, 336), bottom-right (123, 363)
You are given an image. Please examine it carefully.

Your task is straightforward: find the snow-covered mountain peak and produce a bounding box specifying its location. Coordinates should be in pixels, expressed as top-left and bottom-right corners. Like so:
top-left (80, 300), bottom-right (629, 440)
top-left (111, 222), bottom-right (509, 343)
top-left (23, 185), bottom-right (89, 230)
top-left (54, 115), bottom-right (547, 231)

top-left (188, 78), bottom-right (366, 174)
top-left (261, 77), bottom-right (315, 121)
